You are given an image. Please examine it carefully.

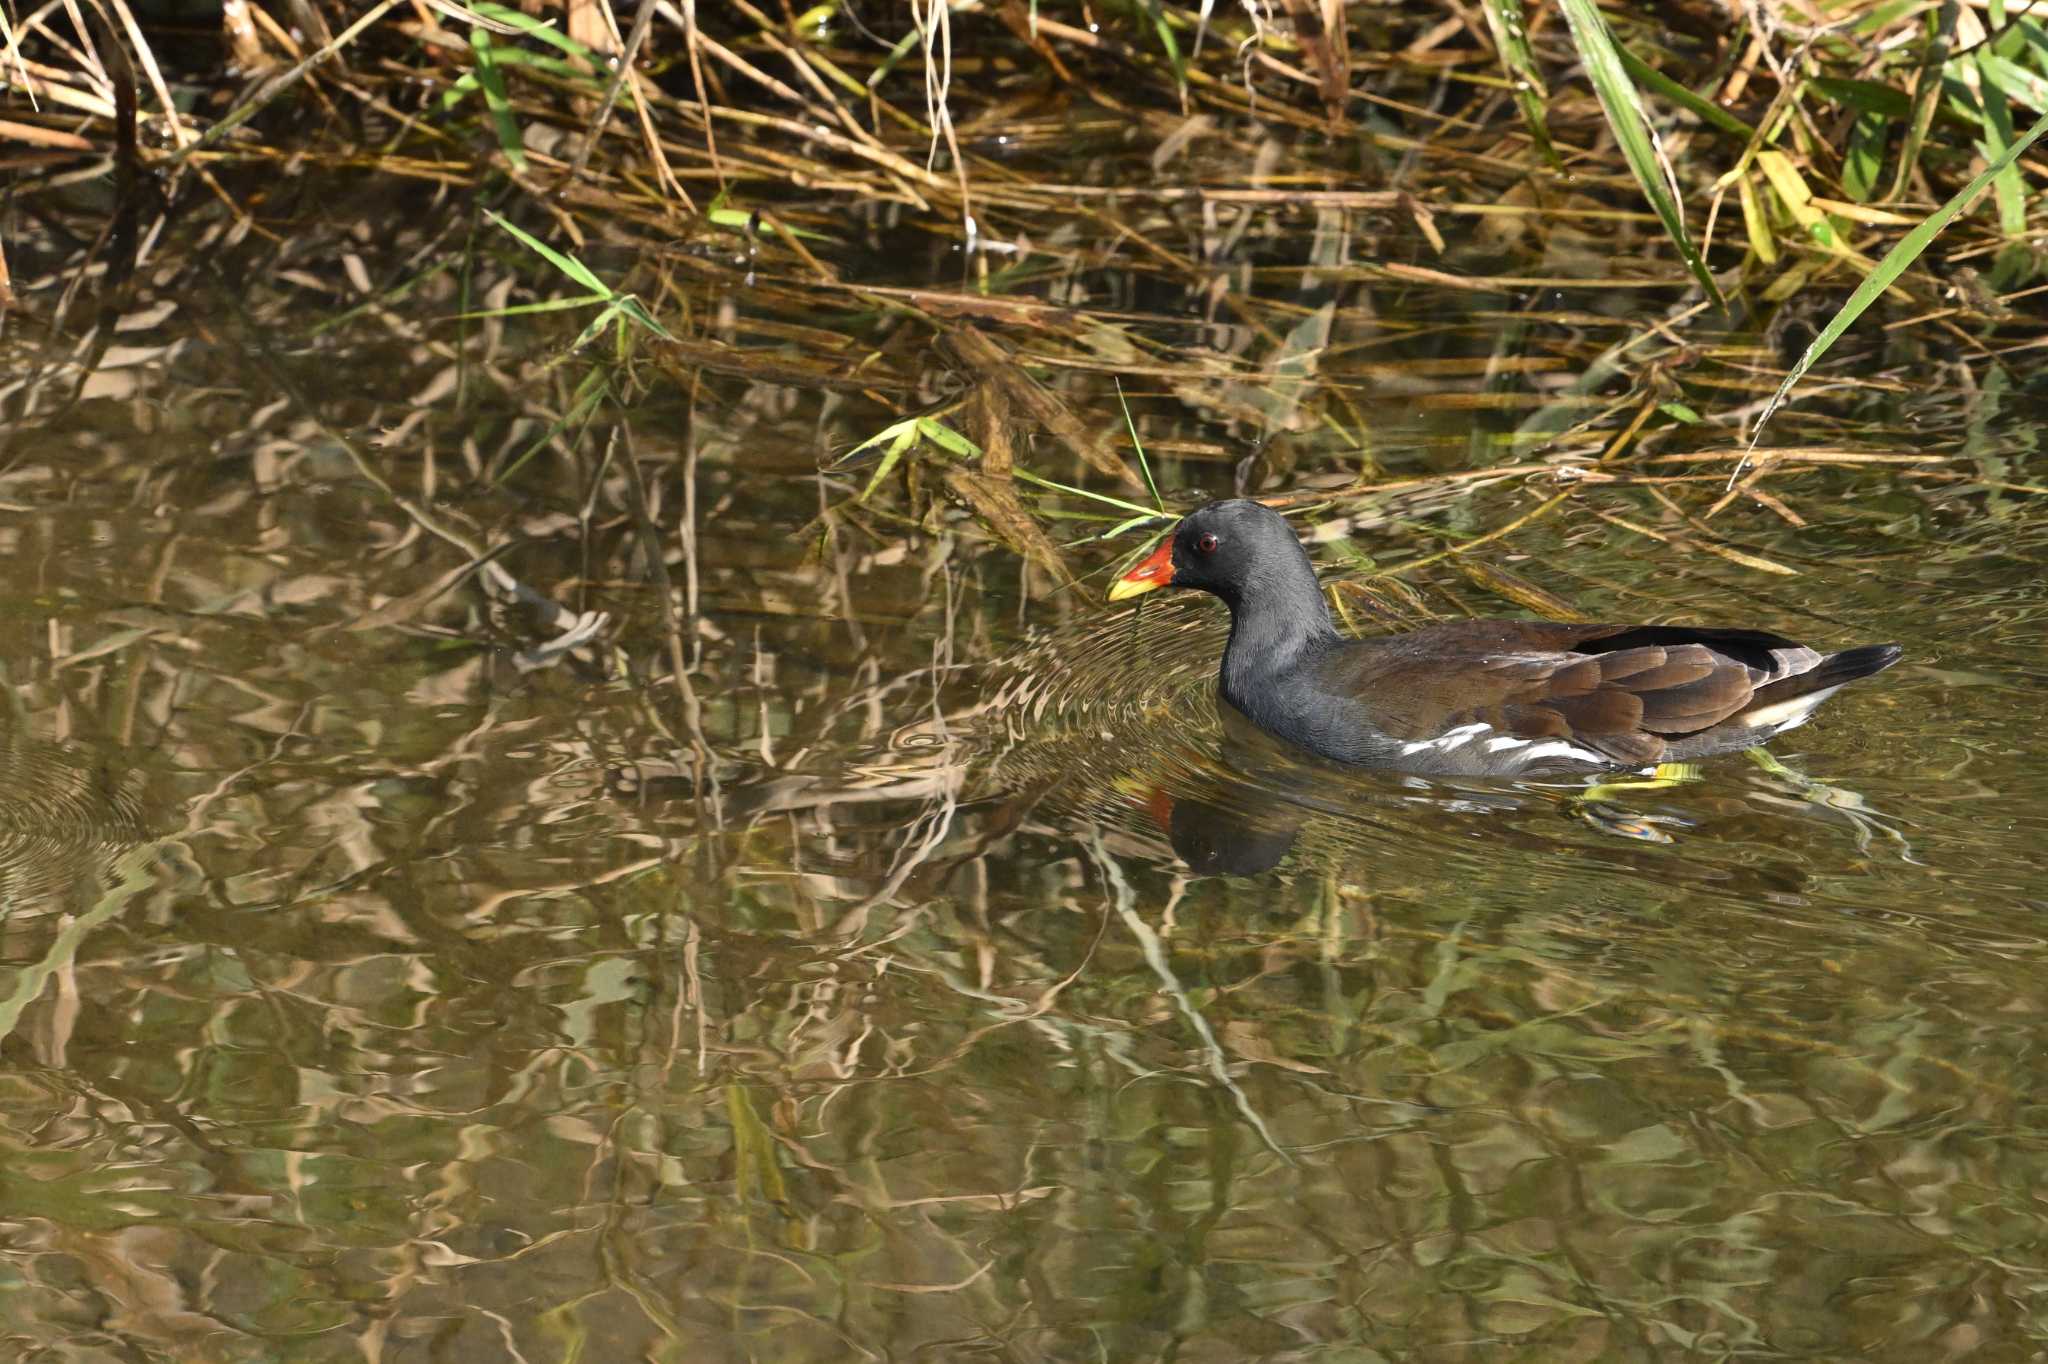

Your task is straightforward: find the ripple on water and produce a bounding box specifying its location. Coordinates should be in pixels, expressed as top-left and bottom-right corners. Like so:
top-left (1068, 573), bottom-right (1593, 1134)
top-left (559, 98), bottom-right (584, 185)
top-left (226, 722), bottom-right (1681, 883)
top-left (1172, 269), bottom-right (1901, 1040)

top-left (965, 595), bottom-right (1234, 815)
top-left (0, 736), bottom-right (150, 904)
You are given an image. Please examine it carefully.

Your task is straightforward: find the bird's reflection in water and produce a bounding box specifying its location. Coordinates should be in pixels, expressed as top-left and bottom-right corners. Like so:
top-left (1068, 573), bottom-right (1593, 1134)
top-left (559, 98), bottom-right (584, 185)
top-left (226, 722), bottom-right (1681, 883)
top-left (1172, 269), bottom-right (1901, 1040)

top-left (1141, 705), bottom-right (1901, 881)
top-left (1146, 707), bottom-right (1358, 878)
top-left (1154, 783), bottom-right (1306, 877)
top-left (1143, 711), bottom-right (1516, 877)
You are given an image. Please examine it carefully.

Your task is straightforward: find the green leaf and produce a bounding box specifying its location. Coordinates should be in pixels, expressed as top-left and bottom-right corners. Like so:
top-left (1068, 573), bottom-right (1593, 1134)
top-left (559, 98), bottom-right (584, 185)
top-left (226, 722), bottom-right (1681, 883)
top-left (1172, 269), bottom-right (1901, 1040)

top-left (1976, 51), bottom-right (2029, 237)
top-left (1887, 3), bottom-right (1958, 200)
top-left (914, 417), bottom-right (982, 460)
top-left (570, 301), bottom-right (628, 351)
top-left (1065, 511), bottom-right (1174, 546)
top-left (485, 209), bottom-right (610, 296)
top-left (1746, 106), bottom-right (2048, 459)
top-left (858, 422), bottom-right (921, 501)
top-left (1480, 0), bottom-right (1561, 165)
top-left (706, 207), bottom-right (833, 242)
top-left (1010, 469), bottom-right (1166, 517)
top-left (481, 211), bottom-right (670, 345)
top-left (1980, 52), bottom-right (2048, 112)
top-left (452, 293), bottom-right (614, 320)
top-left (609, 296), bottom-right (674, 340)
top-left (836, 417), bottom-right (914, 463)
top-left (469, 29), bottom-right (527, 171)
top-left (465, 0), bottom-right (604, 62)
top-left (1842, 110), bottom-right (1889, 202)
top-left (1615, 43), bottom-right (1753, 138)
top-left (1557, 0), bottom-right (1725, 308)
top-left (1139, 0), bottom-right (1187, 90)
top-left (1659, 401), bottom-right (1702, 423)
top-left (1808, 76), bottom-right (1913, 119)
top-left (472, 47), bottom-right (607, 88)
top-left (832, 416), bottom-right (979, 499)
top-left (866, 25), bottom-right (923, 88)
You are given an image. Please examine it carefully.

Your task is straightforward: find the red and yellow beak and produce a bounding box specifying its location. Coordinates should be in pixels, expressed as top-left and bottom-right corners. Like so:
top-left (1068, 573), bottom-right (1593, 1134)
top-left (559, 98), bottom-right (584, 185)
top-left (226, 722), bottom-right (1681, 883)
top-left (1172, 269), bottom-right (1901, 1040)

top-left (1107, 538), bottom-right (1176, 602)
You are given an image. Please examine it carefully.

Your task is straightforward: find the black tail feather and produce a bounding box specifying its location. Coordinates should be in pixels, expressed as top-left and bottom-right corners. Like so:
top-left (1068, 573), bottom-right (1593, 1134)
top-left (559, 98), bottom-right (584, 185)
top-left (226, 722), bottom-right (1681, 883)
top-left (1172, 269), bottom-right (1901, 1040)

top-left (1746, 642), bottom-right (1901, 709)
top-left (1808, 643), bottom-right (1904, 690)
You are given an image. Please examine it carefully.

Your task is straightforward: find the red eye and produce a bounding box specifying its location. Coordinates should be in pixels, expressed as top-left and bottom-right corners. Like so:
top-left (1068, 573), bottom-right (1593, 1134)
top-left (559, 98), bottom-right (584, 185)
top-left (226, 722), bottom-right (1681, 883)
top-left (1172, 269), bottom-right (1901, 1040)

top-left (1196, 533), bottom-right (1220, 554)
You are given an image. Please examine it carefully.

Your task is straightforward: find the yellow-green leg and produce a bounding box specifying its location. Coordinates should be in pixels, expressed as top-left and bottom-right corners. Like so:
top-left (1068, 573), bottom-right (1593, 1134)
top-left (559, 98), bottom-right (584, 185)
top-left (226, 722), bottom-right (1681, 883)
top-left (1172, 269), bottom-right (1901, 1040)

top-left (1571, 762), bottom-right (1703, 842)
top-left (1743, 748), bottom-right (1912, 856)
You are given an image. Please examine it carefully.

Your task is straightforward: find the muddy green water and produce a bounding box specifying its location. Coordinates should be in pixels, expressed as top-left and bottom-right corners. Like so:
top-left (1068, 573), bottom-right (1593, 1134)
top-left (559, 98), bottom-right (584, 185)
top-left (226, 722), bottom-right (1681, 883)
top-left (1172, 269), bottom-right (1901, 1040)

top-left (4, 179), bottom-right (2048, 1361)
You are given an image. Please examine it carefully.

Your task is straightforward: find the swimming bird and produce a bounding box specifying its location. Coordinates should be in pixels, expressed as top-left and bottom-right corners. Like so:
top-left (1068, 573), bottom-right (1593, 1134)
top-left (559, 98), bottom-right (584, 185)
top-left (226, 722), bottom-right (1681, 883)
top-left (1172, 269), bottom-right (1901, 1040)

top-left (1107, 499), bottom-right (1901, 777)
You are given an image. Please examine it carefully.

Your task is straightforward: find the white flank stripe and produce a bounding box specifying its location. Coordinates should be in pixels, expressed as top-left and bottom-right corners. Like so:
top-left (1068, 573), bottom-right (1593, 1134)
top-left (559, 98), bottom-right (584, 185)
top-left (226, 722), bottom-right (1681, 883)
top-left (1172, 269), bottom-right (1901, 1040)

top-left (1396, 722), bottom-right (1490, 757)
top-left (1398, 723), bottom-right (1604, 767)
top-left (1513, 739), bottom-right (1609, 765)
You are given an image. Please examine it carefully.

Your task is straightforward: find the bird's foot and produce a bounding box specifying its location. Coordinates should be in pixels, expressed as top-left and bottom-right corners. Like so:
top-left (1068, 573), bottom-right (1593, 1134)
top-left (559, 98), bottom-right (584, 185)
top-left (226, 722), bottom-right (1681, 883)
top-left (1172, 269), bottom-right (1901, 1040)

top-left (1570, 762), bottom-right (1702, 842)
top-left (1743, 748), bottom-right (1915, 859)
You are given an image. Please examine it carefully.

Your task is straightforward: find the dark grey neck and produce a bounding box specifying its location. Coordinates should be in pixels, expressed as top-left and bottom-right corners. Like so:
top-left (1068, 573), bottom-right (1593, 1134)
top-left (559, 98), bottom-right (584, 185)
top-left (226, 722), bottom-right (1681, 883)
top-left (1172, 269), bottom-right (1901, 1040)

top-left (1216, 545), bottom-right (1340, 715)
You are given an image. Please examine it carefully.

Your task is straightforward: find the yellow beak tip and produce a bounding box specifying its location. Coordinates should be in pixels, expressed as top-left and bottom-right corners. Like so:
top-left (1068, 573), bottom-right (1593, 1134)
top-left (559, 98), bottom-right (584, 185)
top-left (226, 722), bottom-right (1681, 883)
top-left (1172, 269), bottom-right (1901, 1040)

top-left (1106, 578), bottom-right (1163, 603)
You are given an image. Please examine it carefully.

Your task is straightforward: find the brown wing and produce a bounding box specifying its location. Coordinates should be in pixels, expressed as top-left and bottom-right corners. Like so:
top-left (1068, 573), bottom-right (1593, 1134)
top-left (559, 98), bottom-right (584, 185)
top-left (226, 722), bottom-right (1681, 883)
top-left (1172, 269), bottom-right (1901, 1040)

top-left (1468, 643), bottom-right (1760, 765)
top-left (1326, 622), bottom-right (1823, 766)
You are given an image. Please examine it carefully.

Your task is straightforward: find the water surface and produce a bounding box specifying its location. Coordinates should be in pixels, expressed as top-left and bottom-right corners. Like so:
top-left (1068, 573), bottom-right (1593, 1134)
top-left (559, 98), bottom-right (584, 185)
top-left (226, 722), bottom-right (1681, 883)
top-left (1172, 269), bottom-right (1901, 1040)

top-left (4, 106), bottom-right (2048, 1364)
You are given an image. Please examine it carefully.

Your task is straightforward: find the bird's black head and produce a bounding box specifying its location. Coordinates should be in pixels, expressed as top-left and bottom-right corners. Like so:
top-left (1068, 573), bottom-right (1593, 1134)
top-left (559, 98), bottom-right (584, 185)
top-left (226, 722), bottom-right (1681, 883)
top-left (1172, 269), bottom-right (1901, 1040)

top-left (1107, 499), bottom-right (1319, 609)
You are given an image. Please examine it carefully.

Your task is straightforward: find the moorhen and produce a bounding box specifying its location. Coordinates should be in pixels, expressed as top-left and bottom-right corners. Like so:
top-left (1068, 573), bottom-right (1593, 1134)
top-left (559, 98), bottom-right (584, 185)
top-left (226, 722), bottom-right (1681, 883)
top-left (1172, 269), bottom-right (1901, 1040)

top-left (1106, 500), bottom-right (1901, 777)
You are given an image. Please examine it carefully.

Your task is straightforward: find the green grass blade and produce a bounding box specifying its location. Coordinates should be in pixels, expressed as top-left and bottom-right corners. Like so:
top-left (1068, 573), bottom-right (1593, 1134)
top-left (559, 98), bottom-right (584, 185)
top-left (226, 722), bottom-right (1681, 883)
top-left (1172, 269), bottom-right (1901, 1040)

top-left (858, 424), bottom-right (921, 502)
top-left (866, 25), bottom-right (923, 88)
top-left (451, 294), bottom-right (612, 320)
top-left (1808, 75), bottom-right (1914, 118)
top-left (610, 295), bottom-right (675, 341)
top-left (706, 207), bottom-right (834, 242)
top-left (1558, 0), bottom-right (1725, 308)
top-left (1140, 0), bottom-right (1187, 90)
top-left (1887, 3), bottom-right (1957, 200)
top-left (571, 301), bottom-right (627, 351)
top-left (1113, 378), bottom-right (1164, 511)
top-left (484, 209), bottom-right (610, 296)
top-left (1615, 43), bottom-right (1753, 138)
top-left (1980, 51), bottom-right (2048, 111)
top-left (1011, 469), bottom-right (1166, 518)
top-left (1560, 0), bottom-right (1723, 296)
top-left (465, 1), bottom-right (606, 62)
top-left (1842, 109), bottom-right (1890, 201)
top-left (835, 417), bottom-right (917, 465)
top-left (913, 418), bottom-right (982, 460)
top-left (1065, 511), bottom-right (1174, 546)
top-left (1480, 0), bottom-right (1561, 164)
top-left (469, 30), bottom-right (527, 171)
top-left (1745, 105), bottom-right (2048, 466)
top-left (1976, 51), bottom-right (2029, 237)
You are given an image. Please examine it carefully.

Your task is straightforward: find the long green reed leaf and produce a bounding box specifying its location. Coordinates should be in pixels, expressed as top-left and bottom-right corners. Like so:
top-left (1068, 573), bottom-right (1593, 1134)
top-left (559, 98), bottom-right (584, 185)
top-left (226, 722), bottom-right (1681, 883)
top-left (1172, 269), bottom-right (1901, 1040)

top-left (483, 211), bottom-right (672, 343)
top-left (1558, 0), bottom-right (1725, 308)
